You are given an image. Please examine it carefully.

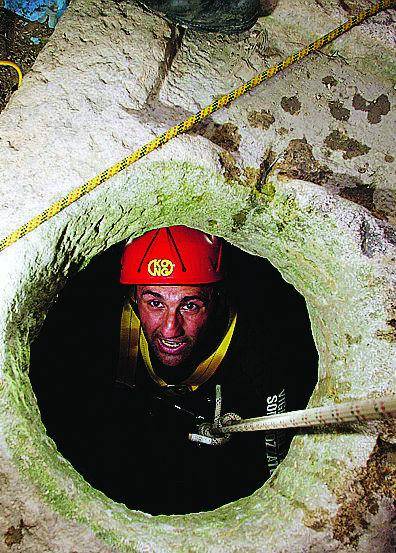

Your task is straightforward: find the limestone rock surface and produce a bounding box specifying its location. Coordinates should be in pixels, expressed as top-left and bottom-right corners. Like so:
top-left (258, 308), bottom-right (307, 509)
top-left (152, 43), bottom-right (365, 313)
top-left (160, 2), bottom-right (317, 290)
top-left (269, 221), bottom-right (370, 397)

top-left (0, 0), bottom-right (395, 552)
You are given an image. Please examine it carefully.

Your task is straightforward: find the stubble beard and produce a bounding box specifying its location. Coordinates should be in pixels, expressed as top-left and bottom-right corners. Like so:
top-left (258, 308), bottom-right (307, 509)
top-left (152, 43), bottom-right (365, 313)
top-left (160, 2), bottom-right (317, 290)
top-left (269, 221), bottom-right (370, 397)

top-left (150, 330), bottom-right (195, 368)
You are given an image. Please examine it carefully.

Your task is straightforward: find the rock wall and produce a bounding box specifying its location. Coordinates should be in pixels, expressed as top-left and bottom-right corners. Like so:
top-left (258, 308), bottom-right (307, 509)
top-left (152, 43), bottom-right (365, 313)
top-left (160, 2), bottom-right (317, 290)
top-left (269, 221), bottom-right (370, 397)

top-left (0, 0), bottom-right (395, 551)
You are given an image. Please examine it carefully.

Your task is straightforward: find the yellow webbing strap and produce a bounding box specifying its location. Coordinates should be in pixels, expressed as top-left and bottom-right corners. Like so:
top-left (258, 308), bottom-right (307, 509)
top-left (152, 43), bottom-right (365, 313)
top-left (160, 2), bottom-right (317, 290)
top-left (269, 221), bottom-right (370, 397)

top-left (0, 61), bottom-right (23, 88)
top-left (182, 312), bottom-right (237, 387)
top-left (117, 300), bottom-right (140, 387)
top-left (0, 0), bottom-right (393, 254)
top-left (120, 303), bottom-right (237, 392)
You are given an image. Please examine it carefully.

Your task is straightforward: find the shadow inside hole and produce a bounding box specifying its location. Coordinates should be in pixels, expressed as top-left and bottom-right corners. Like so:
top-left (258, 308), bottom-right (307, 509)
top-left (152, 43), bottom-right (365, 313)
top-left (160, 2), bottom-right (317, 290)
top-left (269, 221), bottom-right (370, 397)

top-left (30, 240), bottom-right (317, 515)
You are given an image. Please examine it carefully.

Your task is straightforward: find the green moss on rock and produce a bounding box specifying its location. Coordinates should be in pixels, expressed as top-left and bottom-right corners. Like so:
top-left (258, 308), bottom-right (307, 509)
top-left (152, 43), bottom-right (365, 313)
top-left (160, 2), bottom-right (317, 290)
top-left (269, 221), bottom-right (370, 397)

top-left (1, 160), bottom-right (394, 551)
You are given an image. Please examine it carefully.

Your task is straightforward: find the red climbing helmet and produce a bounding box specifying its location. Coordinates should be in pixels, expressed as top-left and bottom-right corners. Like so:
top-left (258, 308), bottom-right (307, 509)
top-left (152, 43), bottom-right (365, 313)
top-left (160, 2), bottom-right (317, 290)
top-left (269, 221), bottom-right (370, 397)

top-left (120, 226), bottom-right (224, 285)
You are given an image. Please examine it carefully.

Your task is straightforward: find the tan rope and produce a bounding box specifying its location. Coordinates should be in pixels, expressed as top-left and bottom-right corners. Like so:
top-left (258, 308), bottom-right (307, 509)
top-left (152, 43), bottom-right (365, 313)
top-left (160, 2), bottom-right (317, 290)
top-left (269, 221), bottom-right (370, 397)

top-left (221, 394), bottom-right (396, 433)
top-left (188, 393), bottom-right (395, 445)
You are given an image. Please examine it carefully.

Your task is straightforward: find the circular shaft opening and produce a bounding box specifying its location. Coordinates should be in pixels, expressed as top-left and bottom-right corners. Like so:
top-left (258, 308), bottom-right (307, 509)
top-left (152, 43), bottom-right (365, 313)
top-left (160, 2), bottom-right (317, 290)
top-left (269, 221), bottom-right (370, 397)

top-left (30, 238), bottom-right (317, 515)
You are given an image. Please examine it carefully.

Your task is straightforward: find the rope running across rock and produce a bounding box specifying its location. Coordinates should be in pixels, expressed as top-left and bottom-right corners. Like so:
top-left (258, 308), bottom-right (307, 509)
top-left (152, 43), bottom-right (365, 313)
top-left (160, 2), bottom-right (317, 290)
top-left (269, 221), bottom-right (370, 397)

top-left (0, 0), bottom-right (394, 253)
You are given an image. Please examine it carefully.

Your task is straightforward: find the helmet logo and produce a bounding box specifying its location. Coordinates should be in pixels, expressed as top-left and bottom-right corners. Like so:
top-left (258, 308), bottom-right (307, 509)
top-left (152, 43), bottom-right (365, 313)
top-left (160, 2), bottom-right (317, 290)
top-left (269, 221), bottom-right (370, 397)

top-left (148, 258), bottom-right (175, 277)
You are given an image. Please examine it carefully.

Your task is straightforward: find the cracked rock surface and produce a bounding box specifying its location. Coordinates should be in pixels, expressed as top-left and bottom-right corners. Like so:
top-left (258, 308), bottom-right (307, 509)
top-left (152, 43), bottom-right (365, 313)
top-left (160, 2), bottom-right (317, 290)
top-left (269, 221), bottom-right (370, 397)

top-left (0, 0), bottom-right (395, 551)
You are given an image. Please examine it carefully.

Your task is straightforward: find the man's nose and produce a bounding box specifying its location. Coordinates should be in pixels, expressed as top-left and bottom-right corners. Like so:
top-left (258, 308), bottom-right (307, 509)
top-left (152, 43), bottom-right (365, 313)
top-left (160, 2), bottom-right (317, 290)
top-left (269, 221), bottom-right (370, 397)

top-left (160, 309), bottom-right (184, 338)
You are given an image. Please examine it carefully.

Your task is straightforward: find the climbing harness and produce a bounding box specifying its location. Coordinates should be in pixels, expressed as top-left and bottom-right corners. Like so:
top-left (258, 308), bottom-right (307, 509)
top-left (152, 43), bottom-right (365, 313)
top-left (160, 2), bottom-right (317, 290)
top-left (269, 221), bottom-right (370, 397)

top-left (0, 0), bottom-right (393, 253)
top-left (0, 60), bottom-right (23, 88)
top-left (118, 301), bottom-right (237, 392)
top-left (189, 389), bottom-right (396, 445)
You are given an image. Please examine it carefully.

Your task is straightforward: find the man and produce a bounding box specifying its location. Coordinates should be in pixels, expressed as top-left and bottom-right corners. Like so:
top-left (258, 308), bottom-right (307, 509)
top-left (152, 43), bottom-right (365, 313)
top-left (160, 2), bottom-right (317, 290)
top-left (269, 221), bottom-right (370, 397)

top-left (97, 225), bottom-right (298, 515)
top-left (117, 225), bottom-right (234, 395)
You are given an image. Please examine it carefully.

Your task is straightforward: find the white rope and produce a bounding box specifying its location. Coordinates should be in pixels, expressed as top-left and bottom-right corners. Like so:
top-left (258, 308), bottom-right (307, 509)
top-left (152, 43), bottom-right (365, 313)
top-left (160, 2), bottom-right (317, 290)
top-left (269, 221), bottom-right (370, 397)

top-left (219, 394), bottom-right (396, 434)
top-left (189, 385), bottom-right (241, 445)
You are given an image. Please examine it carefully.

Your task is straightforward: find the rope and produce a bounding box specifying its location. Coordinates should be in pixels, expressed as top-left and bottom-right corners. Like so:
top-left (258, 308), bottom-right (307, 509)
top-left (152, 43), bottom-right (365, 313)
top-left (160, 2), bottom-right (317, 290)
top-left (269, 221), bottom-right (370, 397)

top-left (0, 0), bottom-right (393, 254)
top-left (220, 394), bottom-right (396, 434)
top-left (214, 384), bottom-right (222, 426)
top-left (189, 385), bottom-right (243, 446)
top-left (0, 61), bottom-right (23, 88)
top-left (189, 393), bottom-right (395, 445)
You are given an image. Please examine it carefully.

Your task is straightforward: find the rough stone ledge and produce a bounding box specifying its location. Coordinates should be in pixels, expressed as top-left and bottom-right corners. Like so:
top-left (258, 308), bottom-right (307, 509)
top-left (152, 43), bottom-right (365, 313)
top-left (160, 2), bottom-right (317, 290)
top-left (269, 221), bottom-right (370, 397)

top-left (0, 0), bottom-right (395, 551)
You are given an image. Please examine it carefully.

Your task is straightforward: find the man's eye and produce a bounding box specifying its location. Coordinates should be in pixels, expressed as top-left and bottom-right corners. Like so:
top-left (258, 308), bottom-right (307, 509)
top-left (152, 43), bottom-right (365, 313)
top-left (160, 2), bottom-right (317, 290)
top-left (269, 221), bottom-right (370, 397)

top-left (148, 300), bottom-right (163, 308)
top-left (182, 302), bottom-right (199, 311)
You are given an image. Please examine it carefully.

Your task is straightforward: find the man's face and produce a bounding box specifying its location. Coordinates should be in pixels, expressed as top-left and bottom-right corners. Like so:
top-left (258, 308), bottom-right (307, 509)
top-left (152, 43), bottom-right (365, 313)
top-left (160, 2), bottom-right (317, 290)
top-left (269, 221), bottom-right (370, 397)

top-left (135, 285), bottom-right (214, 367)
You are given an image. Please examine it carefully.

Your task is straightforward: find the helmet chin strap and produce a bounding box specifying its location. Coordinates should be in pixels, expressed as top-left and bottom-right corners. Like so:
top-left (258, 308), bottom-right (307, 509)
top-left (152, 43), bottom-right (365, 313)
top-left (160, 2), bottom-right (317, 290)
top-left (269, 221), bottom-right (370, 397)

top-left (117, 301), bottom-right (237, 392)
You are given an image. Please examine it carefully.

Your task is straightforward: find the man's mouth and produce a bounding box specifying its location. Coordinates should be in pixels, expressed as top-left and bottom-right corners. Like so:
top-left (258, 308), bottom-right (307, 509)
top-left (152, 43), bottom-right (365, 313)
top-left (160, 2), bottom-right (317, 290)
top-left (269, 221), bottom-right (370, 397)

top-left (156, 338), bottom-right (188, 355)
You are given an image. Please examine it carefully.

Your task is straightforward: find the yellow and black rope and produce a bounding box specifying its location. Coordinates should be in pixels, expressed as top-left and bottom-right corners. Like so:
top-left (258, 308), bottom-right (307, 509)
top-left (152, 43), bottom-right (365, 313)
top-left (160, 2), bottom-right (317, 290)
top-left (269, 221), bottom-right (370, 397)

top-left (0, 0), bottom-right (393, 253)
